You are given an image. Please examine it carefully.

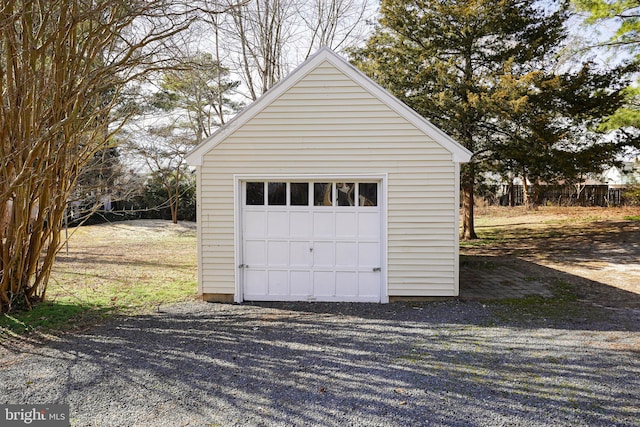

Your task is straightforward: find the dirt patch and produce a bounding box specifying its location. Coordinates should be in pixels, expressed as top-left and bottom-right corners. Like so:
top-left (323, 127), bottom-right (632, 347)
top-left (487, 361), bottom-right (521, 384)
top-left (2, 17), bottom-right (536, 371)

top-left (462, 207), bottom-right (640, 309)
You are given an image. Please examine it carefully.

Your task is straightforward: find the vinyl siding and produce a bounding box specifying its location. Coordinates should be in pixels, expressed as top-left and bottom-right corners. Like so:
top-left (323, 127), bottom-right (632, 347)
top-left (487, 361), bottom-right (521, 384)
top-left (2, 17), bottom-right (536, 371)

top-left (198, 60), bottom-right (460, 298)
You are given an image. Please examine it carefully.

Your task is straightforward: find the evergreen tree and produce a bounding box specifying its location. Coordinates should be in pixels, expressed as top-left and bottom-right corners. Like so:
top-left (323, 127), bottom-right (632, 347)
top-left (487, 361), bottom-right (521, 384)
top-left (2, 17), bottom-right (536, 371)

top-left (125, 53), bottom-right (241, 224)
top-left (574, 0), bottom-right (640, 50)
top-left (151, 52), bottom-right (242, 142)
top-left (352, 0), bottom-right (568, 238)
top-left (491, 63), bottom-right (638, 206)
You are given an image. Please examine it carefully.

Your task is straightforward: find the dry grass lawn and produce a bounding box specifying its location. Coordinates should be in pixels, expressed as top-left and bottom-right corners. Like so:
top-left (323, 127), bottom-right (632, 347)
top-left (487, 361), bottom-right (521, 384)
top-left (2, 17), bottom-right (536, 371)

top-left (50, 219), bottom-right (198, 309)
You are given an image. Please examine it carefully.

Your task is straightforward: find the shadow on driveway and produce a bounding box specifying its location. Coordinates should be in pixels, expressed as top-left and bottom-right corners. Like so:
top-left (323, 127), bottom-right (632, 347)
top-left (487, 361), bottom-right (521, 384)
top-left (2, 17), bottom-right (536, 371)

top-left (460, 217), bottom-right (640, 312)
top-left (1, 300), bottom-right (639, 426)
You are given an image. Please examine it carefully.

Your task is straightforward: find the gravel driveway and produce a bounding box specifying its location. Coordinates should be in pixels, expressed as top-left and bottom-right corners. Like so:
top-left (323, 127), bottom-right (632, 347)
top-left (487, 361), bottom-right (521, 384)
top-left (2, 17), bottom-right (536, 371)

top-left (1, 300), bottom-right (639, 426)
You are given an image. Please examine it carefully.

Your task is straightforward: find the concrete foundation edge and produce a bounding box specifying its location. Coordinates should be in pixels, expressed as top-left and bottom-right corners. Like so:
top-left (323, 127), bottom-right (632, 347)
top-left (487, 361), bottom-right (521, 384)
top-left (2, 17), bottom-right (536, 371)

top-left (202, 293), bottom-right (235, 303)
top-left (388, 296), bottom-right (457, 302)
top-left (201, 294), bottom-right (457, 303)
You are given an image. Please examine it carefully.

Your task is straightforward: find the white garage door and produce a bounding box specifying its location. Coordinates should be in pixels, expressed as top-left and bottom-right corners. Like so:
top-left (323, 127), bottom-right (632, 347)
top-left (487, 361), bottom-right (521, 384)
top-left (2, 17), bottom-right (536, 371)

top-left (240, 180), bottom-right (382, 302)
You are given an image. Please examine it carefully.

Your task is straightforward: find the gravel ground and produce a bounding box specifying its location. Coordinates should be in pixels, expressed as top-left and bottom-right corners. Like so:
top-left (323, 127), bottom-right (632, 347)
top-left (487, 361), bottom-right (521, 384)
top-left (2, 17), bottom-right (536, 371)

top-left (1, 300), bottom-right (639, 427)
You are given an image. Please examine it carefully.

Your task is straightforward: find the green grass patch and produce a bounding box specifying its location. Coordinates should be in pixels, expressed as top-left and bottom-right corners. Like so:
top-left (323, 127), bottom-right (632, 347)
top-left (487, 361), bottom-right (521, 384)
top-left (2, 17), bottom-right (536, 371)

top-left (51, 279), bottom-right (197, 312)
top-left (490, 281), bottom-right (593, 325)
top-left (459, 257), bottom-right (499, 270)
top-left (624, 215), bottom-right (640, 221)
top-left (1, 301), bottom-right (110, 338)
top-left (459, 230), bottom-right (507, 248)
top-left (1, 279), bottom-right (197, 339)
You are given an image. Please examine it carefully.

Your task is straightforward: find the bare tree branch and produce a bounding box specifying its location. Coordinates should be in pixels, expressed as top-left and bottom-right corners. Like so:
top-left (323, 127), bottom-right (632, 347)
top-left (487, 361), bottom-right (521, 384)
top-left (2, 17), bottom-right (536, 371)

top-left (0, 0), bottom-right (202, 312)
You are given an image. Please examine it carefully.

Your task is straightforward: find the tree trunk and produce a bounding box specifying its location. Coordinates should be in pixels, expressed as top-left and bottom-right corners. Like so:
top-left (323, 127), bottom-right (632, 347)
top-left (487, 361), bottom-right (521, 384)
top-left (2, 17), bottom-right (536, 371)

top-left (508, 177), bottom-right (515, 207)
top-left (170, 186), bottom-right (179, 224)
top-left (172, 192), bottom-right (179, 224)
top-left (522, 174), bottom-right (538, 210)
top-left (576, 183), bottom-right (586, 206)
top-left (461, 163), bottom-right (477, 240)
top-left (459, 48), bottom-right (478, 240)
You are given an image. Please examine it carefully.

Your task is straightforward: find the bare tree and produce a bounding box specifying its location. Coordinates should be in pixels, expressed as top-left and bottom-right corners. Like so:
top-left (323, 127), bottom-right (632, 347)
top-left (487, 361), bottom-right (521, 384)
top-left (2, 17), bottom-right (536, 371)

top-left (218, 0), bottom-right (296, 99)
top-left (299, 0), bottom-right (372, 59)
top-left (0, 0), bottom-right (197, 312)
top-left (210, 0), bottom-right (375, 100)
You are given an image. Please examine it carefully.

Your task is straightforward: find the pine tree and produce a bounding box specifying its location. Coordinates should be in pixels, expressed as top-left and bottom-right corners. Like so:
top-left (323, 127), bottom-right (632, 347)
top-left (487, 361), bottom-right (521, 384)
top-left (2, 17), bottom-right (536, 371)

top-left (351, 0), bottom-right (568, 238)
top-left (491, 63), bottom-right (637, 207)
top-left (574, 0), bottom-right (640, 50)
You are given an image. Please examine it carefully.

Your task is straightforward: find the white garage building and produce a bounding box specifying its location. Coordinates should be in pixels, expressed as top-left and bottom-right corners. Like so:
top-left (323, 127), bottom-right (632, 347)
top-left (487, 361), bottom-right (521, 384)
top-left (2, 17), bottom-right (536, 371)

top-left (186, 48), bottom-right (472, 303)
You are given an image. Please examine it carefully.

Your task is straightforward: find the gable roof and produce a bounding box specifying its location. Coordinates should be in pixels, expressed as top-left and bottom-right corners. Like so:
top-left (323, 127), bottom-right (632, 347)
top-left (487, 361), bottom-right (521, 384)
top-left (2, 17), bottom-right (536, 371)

top-left (186, 47), bottom-right (473, 166)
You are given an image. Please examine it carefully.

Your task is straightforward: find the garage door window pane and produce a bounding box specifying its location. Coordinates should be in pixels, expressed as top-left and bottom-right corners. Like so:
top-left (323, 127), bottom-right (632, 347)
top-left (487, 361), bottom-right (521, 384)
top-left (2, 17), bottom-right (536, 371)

top-left (336, 183), bottom-right (355, 206)
top-left (290, 183), bottom-right (309, 206)
top-left (268, 182), bottom-right (287, 205)
top-left (314, 183), bottom-right (332, 206)
top-left (359, 183), bottom-right (377, 206)
top-left (246, 182), bottom-right (264, 205)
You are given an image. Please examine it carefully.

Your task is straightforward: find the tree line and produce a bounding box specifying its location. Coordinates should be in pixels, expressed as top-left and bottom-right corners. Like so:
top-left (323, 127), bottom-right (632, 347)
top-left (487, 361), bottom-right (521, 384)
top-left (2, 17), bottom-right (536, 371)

top-left (1, 0), bottom-right (638, 312)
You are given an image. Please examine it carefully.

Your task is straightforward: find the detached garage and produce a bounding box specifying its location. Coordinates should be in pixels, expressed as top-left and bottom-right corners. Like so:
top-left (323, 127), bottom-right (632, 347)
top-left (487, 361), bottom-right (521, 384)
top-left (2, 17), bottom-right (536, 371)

top-left (186, 47), bottom-right (472, 303)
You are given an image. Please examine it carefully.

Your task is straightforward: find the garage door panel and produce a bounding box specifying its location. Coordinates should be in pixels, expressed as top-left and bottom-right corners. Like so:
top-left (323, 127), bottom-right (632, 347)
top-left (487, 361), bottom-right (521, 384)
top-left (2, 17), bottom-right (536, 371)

top-left (244, 211), bottom-right (266, 237)
top-left (244, 270), bottom-right (267, 295)
top-left (290, 271), bottom-right (312, 296)
top-left (245, 240), bottom-right (266, 266)
top-left (335, 242), bottom-right (357, 267)
top-left (268, 211), bottom-right (289, 237)
top-left (290, 241), bottom-right (312, 267)
top-left (358, 212), bottom-right (380, 238)
top-left (358, 272), bottom-right (380, 297)
top-left (267, 241), bottom-right (289, 266)
top-left (335, 212), bottom-right (357, 238)
top-left (358, 242), bottom-right (380, 266)
top-left (313, 271), bottom-right (335, 296)
top-left (336, 272), bottom-right (357, 297)
top-left (267, 270), bottom-right (289, 295)
top-left (313, 212), bottom-right (334, 237)
top-left (313, 241), bottom-right (334, 267)
top-left (290, 211), bottom-right (312, 237)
